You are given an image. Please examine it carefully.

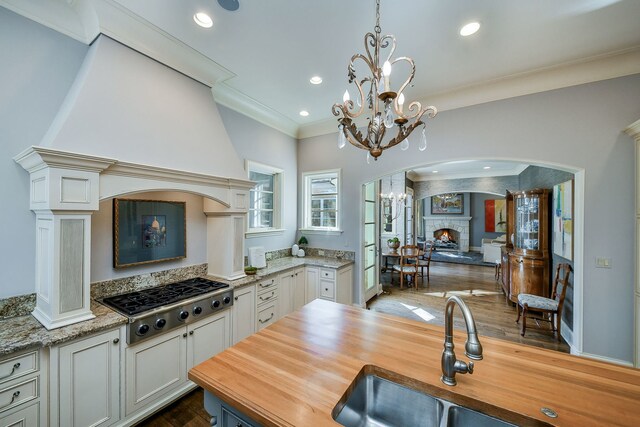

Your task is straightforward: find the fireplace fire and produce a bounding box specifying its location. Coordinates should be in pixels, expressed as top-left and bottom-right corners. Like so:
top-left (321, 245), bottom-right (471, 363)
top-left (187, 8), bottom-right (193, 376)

top-left (433, 228), bottom-right (459, 250)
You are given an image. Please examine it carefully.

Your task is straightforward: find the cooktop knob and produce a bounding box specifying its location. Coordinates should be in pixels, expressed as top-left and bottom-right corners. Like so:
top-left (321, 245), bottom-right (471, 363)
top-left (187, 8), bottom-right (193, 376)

top-left (137, 324), bottom-right (150, 336)
top-left (155, 318), bottom-right (166, 329)
top-left (193, 306), bottom-right (203, 315)
top-left (223, 296), bottom-right (231, 305)
top-left (211, 300), bottom-right (221, 308)
top-left (178, 310), bottom-right (189, 321)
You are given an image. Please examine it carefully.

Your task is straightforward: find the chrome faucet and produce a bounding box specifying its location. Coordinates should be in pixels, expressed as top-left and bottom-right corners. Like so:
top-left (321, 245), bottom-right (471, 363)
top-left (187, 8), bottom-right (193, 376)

top-left (441, 295), bottom-right (483, 386)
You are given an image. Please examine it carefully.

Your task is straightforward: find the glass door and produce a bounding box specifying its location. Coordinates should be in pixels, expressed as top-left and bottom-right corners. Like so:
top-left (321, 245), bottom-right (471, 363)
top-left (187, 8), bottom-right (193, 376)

top-left (362, 180), bottom-right (379, 303)
top-left (405, 188), bottom-right (414, 245)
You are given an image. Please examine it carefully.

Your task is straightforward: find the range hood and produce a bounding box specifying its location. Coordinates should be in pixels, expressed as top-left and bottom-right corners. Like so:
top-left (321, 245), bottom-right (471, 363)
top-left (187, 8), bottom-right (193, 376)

top-left (15, 35), bottom-right (253, 329)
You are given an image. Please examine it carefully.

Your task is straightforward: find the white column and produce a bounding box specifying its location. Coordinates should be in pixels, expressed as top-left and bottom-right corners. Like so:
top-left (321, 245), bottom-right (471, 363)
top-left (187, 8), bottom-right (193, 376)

top-left (14, 147), bottom-right (114, 329)
top-left (624, 119), bottom-right (640, 368)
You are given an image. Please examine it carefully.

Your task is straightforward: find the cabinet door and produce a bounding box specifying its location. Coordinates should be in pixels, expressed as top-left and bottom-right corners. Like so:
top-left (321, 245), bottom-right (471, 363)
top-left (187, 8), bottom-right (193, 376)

top-left (232, 285), bottom-right (256, 345)
top-left (57, 329), bottom-right (120, 427)
top-left (509, 255), bottom-right (548, 302)
top-left (125, 327), bottom-right (186, 416)
top-left (305, 267), bottom-right (319, 303)
top-left (292, 268), bottom-right (306, 311)
top-left (278, 272), bottom-right (294, 319)
top-left (187, 311), bottom-right (231, 371)
top-left (0, 402), bottom-right (39, 427)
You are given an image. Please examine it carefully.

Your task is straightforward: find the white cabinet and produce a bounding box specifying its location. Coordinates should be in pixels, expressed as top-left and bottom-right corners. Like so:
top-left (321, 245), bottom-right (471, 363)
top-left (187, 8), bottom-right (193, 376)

top-left (255, 277), bottom-right (278, 331)
top-left (292, 268), bottom-right (306, 312)
top-left (0, 348), bottom-right (43, 427)
top-left (305, 265), bottom-right (353, 305)
top-left (125, 310), bottom-right (230, 417)
top-left (278, 271), bottom-right (294, 320)
top-left (50, 328), bottom-right (120, 427)
top-left (305, 267), bottom-right (319, 303)
top-left (232, 284), bottom-right (256, 345)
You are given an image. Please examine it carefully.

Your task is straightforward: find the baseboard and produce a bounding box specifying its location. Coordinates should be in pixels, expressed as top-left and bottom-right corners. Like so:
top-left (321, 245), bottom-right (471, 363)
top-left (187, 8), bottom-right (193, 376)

top-left (573, 351), bottom-right (634, 367)
top-left (470, 246), bottom-right (481, 252)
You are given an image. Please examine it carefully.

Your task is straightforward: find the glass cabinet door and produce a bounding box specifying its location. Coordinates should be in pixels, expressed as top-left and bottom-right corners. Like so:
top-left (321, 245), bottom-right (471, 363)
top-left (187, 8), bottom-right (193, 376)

top-left (514, 195), bottom-right (540, 251)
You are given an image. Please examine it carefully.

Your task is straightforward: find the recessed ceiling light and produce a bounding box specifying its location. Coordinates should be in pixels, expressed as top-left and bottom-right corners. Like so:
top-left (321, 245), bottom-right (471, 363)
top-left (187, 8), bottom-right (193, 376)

top-left (483, 166), bottom-right (491, 170)
top-left (310, 76), bottom-right (323, 85)
top-left (299, 110), bottom-right (309, 117)
top-left (193, 12), bottom-right (213, 28)
top-left (432, 170), bottom-right (438, 174)
top-left (460, 22), bottom-right (480, 37)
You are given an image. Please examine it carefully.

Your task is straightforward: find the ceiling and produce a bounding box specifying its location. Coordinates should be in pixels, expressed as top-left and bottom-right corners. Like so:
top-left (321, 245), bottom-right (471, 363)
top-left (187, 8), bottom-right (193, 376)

top-left (407, 160), bottom-right (529, 181)
top-left (2, 0), bottom-right (640, 139)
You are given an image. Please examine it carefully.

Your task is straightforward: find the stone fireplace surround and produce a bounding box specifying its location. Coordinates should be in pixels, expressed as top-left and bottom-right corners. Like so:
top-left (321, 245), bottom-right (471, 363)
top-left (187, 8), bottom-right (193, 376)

top-left (424, 216), bottom-right (472, 252)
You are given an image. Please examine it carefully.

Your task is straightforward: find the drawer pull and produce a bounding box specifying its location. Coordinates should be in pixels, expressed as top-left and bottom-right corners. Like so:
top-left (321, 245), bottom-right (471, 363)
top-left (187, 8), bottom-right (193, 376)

top-left (189, 331), bottom-right (194, 336)
top-left (0, 362), bottom-right (20, 380)
top-left (1, 391), bottom-right (20, 410)
top-left (259, 280), bottom-right (274, 288)
top-left (259, 292), bottom-right (274, 301)
top-left (113, 338), bottom-right (120, 344)
top-left (258, 313), bottom-right (274, 324)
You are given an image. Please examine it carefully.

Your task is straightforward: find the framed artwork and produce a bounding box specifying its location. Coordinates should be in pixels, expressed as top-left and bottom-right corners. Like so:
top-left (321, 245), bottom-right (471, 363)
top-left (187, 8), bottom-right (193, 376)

top-left (553, 180), bottom-right (574, 260)
top-left (431, 194), bottom-right (463, 214)
top-left (113, 198), bottom-right (186, 268)
top-left (484, 199), bottom-right (507, 232)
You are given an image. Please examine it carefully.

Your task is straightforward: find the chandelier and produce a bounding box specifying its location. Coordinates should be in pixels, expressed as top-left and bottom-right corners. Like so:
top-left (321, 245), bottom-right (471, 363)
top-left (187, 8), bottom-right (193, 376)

top-left (332, 0), bottom-right (437, 162)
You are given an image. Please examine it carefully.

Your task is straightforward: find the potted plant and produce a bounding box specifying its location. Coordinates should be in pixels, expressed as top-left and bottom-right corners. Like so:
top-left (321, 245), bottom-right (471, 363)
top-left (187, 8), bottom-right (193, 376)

top-left (244, 265), bottom-right (258, 276)
top-left (387, 237), bottom-right (400, 252)
top-left (298, 235), bottom-right (308, 247)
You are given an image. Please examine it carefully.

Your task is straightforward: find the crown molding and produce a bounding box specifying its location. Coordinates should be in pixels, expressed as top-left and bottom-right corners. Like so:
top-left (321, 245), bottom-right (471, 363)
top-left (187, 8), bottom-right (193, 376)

top-left (212, 83), bottom-right (299, 138)
top-left (298, 46), bottom-right (640, 140)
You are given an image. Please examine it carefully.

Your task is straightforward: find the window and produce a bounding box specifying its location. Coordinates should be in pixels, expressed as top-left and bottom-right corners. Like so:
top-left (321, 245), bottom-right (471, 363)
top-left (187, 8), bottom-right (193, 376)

top-left (302, 170), bottom-right (341, 232)
top-left (247, 161), bottom-right (283, 235)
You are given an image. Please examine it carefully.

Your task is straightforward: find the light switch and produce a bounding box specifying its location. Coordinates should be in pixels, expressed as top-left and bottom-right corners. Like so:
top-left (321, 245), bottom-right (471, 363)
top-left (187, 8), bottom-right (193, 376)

top-left (595, 257), bottom-right (612, 268)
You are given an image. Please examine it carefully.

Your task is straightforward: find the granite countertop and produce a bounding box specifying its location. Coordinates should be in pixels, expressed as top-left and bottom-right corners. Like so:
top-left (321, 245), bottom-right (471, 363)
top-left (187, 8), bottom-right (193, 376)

top-left (0, 301), bottom-right (127, 357)
top-left (0, 256), bottom-right (353, 358)
top-left (208, 256), bottom-right (354, 290)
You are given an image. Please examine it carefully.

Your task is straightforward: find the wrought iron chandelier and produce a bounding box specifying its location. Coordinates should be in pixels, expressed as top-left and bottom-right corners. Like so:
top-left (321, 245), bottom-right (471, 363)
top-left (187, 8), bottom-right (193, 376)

top-left (332, 0), bottom-right (437, 162)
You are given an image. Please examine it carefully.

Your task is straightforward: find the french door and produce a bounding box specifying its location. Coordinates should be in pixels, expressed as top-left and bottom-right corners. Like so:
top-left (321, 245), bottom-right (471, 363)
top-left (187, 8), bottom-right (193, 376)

top-left (362, 180), bottom-right (380, 303)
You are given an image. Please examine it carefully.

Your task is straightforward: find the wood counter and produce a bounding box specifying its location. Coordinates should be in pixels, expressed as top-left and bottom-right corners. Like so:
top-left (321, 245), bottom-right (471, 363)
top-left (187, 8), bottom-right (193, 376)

top-left (188, 299), bottom-right (640, 426)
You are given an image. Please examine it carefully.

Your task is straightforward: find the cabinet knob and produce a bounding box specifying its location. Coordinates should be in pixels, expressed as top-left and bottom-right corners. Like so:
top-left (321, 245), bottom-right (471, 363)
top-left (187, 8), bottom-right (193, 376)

top-left (189, 331), bottom-right (194, 336)
top-left (183, 333), bottom-right (188, 338)
top-left (113, 338), bottom-right (120, 344)
top-left (235, 296), bottom-right (239, 301)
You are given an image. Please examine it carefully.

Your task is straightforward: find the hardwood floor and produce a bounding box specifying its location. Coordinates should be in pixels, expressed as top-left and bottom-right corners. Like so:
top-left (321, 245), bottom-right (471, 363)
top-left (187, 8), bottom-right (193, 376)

top-left (138, 260), bottom-right (569, 425)
top-left (372, 261), bottom-right (570, 352)
top-left (134, 388), bottom-right (210, 427)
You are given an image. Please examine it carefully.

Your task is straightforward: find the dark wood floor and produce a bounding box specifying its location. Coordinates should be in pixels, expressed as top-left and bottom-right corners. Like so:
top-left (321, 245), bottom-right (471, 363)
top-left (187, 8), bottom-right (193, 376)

top-left (137, 260), bottom-right (569, 425)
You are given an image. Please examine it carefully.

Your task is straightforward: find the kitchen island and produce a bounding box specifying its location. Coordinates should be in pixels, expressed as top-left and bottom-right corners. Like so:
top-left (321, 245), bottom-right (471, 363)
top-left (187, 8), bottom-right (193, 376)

top-left (189, 299), bottom-right (640, 426)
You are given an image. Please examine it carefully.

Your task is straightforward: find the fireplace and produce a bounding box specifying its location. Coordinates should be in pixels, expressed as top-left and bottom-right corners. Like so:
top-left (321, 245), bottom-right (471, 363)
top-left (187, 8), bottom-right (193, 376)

top-left (434, 228), bottom-right (459, 250)
top-left (423, 216), bottom-right (471, 252)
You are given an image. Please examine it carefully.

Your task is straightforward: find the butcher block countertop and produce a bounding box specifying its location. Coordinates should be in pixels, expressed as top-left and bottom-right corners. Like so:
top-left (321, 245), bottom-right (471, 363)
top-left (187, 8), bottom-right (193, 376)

top-left (188, 299), bottom-right (640, 427)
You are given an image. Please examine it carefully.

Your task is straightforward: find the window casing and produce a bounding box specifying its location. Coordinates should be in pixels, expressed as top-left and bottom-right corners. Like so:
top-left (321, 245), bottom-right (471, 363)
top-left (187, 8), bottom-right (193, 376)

top-left (303, 170), bottom-right (341, 231)
top-left (247, 161), bottom-right (283, 234)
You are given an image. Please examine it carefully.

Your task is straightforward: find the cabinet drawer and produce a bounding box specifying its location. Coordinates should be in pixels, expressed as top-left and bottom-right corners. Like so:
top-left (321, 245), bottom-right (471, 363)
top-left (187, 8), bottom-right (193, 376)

top-left (256, 302), bottom-right (277, 330)
top-left (319, 280), bottom-right (335, 300)
top-left (0, 401), bottom-right (39, 427)
top-left (256, 288), bottom-right (278, 305)
top-left (320, 268), bottom-right (335, 280)
top-left (256, 278), bottom-right (276, 292)
top-left (0, 378), bottom-right (37, 414)
top-left (222, 407), bottom-right (255, 427)
top-left (0, 352), bottom-right (37, 386)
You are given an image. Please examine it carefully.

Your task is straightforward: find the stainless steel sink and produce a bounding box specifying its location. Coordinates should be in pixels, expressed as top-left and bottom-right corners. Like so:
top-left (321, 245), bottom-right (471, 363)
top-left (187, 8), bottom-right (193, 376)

top-left (333, 371), bottom-right (517, 427)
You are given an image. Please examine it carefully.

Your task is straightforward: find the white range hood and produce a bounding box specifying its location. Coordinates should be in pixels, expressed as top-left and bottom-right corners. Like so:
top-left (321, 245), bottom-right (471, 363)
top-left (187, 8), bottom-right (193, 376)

top-left (15, 35), bottom-right (253, 329)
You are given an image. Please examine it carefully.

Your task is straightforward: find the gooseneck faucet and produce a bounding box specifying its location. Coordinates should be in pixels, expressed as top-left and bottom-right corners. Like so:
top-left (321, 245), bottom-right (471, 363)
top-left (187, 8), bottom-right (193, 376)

top-left (441, 295), bottom-right (483, 386)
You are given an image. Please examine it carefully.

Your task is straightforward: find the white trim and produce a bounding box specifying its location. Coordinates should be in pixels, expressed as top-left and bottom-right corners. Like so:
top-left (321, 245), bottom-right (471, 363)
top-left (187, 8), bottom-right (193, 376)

top-left (301, 169), bottom-right (342, 232)
top-left (298, 228), bottom-right (343, 236)
top-left (561, 319), bottom-right (574, 351)
top-left (572, 170), bottom-right (586, 355)
top-left (574, 351), bottom-right (634, 367)
top-left (245, 229), bottom-right (286, 238)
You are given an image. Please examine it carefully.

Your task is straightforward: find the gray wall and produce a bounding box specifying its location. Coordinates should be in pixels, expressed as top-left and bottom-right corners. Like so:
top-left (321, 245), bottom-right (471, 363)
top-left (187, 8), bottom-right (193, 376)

top-left (299, 73), bottom-right (640, 364)
top-left (0, 7), bottom-right (89, 298)
top-left (470, 193), bottom-right (506, 247)
top-left (518, 165), bottom-right (576, 330)
top-left (217, 105), bottom-right (299, 254)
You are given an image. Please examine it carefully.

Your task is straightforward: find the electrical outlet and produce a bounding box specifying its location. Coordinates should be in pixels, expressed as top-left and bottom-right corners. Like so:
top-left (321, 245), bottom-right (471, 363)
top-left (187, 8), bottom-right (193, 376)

top-left (595, 257), bottom-right (611, 268)
top-left (318, 249), bottom-right (325, 256)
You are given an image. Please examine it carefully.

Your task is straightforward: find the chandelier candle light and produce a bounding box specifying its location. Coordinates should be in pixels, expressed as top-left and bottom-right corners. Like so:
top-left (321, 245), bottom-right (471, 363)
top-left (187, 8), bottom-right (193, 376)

top-left (332, 0), bottom-right (437, 161)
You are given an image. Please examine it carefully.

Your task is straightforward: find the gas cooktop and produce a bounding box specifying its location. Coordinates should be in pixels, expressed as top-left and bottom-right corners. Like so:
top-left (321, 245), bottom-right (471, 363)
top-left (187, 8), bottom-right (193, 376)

top-left (101, 277), bottom-right (229, 316)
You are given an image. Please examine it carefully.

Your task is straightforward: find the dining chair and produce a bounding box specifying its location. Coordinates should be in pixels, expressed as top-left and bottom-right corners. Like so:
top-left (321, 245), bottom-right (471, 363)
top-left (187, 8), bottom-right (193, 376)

top-left (417, 244), bottom-right (434, 283)
top-left (392, 245), bottom-right (420, 289)
top-left (515, 263), bottom-right (572, 341)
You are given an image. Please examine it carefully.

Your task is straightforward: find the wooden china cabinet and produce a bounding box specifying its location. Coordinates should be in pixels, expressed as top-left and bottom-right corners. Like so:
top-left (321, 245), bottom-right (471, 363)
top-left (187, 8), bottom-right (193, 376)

top-left (501, 189), bottom-right (550, 303)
